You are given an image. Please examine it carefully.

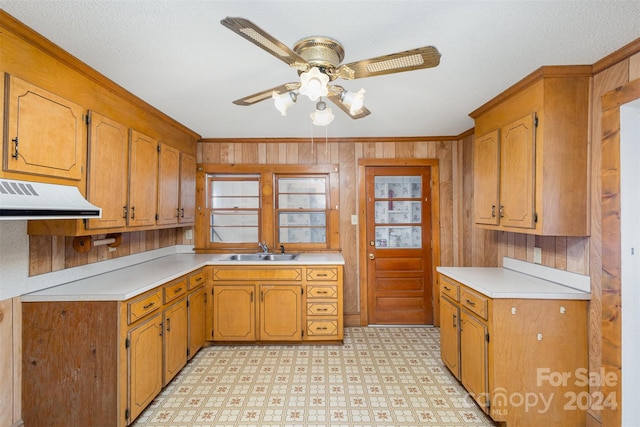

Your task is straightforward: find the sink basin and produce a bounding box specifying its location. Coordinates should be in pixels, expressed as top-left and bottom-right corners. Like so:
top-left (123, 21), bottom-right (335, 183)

top-left (225, 253), bottom-right (299, 261)
top-left (226, 254), bottom-right (265, 261)
top-left (261, 253), bottom-right (299, 261)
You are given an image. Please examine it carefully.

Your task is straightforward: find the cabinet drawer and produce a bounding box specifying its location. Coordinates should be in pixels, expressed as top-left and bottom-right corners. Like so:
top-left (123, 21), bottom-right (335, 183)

top-left (307, 302), bottom-right (338, 316)
top-left (163, 278), bottom-right (187, 304)
top-left (212, 267), bottom-right (302, 281)
top-left (307, 284), bottom-right (338, 299)
top-left (306, 268), bottom-right (338, 281)
top-left (128, 290), bottom-right (161, 324)
top-left (440, 276), bottom-right (460, 301)
top-left (188, 270), bottom-right (205, 290)
top-left (307, 319), bottom-right (338, 336)
top-left (461, 287), bottom-right (488, 320)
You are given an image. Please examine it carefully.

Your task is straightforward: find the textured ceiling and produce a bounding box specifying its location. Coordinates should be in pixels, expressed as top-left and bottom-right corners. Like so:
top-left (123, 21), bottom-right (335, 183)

top-left (2, 1), bottom-right (640, 139)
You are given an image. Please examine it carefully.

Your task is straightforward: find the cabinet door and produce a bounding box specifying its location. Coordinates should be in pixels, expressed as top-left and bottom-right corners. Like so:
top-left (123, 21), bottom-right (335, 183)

top-left (157, 143), bottom-right (180, 225)
top-left (259, 285), bottom-right (302, 341)
top-left (4, 75), bottom-right (85, 181)
top-left (128, 129), bottom-right (158, 227)
top-left (179, 153), bottom-right (196, 224)
top-left (500, 114), bottom-right (536, 229)
top-left (440, 297), bottom-right (460, 380)
top-left (188, 287), bottom-right (206, 359)
top-left (460, 310), bottom-right (489, 412)
top-left (473, 130), bottom-right (500, 225)
top-left (163, 299), bottom-right (188, 386)
top-left (213, 285), bottom-right (255, 341)
top-left (86, 111), bottom-right (128, 229)
top-left (128, 312), bottom-right (163, 423)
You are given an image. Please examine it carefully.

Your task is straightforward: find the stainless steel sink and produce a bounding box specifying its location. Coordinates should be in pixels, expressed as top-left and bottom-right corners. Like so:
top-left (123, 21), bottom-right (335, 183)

top-left (260, 253), bottom-right (299, 261)
top-left (225, 253), bottom-right (299, 261)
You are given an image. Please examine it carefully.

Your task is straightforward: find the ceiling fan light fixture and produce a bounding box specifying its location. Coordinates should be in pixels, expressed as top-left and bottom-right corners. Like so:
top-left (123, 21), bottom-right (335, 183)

top-left (310, 99), bottom-right (334, 126)
top-left (298, 67), bottom-right (329, 101)
top-left (341, 88), bottom-right (366, 115)
top-left (272, 90), bottom-right (297, 116)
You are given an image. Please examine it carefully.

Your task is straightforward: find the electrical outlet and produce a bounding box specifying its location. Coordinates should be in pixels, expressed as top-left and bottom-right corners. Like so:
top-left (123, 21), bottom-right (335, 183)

top-left (185, 229), bottom-right (193, 240)
top-left (533, 246), bottom-right (542, 264)
top-left (351, 215), bottom-right (358, 225)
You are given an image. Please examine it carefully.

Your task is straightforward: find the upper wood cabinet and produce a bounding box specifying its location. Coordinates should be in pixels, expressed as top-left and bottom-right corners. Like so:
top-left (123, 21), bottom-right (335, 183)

top-left (86, 111), bottom-right (129, 230)
top-left (179, 153), bottom-right (196, 224)
top-left (470, 66), bottom-right (591, 236)
top-left (128, 130), bottom-right (159, 227)
top-left (3, 74), bottom-right (86, 182)
top-left (157, 143), bottom-right (180, 226)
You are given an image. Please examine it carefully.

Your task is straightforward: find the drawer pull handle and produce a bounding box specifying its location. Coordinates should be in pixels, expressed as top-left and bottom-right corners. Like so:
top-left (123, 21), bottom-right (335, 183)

top-left (316, 327), bottom-right (328, 330)
top-left (174, 287), bottom-right (183, 294)
top-left (194, 276), bottom-right (203, 282)
top-left (143, 302), bottom-right (155, 310)
top-left (316, 273), bottom-right (328, 277)
top-left (317, 291), bottom-right (328, 294)
top-left (465, 299), bottom-right (476, 306)
top-left (444, 286), bottom-right (451, 291)
top-left (317, 308), bottom-right (328, 312)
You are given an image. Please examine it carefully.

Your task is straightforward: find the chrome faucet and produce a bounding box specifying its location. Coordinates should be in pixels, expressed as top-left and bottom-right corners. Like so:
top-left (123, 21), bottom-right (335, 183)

top-left (258, 241), bottom-right (269, 253)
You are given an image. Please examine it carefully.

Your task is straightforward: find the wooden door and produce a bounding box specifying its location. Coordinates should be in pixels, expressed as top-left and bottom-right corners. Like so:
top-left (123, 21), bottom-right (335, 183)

top-left (473, 129), bottom-right (500, 225)
top-left (157, 143), bottom-right (180, 225)
top-left (259, 285), bottom-right (302, 341)
top-left (86, 111), bottom-right (129, 229)
top-left (440, 297), bottom-right (460, 379)
top-left (365, 166), bottom-right (433, 324)
top-left (179, 153), bottom-right (196, 224)
top-left (128, 129), bottom-right (158, 227)
top-left (460, 310), bottom-right (489, 412)
top-left (187, 287), bottom-right (206, 359)
top-left (128, 312), bottom-right (162, 423)
top-left (500, 113), bottom-right (536, 229)
top-left (213, 285), bottom-right (255, 341)
top-left (4, 75), bottom-right (85, 181)
top-left (163, 299), bottom-right (187, 385)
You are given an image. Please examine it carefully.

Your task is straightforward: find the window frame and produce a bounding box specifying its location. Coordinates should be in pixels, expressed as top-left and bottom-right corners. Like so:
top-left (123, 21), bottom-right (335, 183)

top-left (195, 164), bottom-right (340, 253)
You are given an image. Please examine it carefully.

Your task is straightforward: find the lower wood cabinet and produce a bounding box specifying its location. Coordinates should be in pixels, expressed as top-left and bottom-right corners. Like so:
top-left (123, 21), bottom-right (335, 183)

top-left (22, 272), bottom-right (207, 427)
top-left (438, 273), bottom-right (588, 427)
top-left (209, 264), bottom-right (343, 343)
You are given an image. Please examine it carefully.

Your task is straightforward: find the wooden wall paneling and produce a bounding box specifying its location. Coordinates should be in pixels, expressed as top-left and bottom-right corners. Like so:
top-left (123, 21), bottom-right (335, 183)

top-left (438, 140), bottom-right (454, 267)
top-left (461, 135), bottom-right (475, 266)
top-left (339, 143), bottom-right (358, 316)
top-left (513, 232), bottom-right (527, 262)
top-left (396, 141), bottom-right (415, 158)
top-left (554, 236), bottom-right (568, 270)
top-left (29, 235), bottom-right (52, 276)
top-left (630, 52), bottom-right (640, 80)
top-left (452, 138), bottom-right (464, 266)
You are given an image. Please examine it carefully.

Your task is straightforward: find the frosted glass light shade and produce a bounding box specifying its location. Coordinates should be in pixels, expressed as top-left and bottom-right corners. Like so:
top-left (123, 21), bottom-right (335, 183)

top-left (299, 67), bottom-right (329, 101)
top-left (272, 91), bottom-right (296, 116)
top-left (342, 88), bottom-right (366, 114)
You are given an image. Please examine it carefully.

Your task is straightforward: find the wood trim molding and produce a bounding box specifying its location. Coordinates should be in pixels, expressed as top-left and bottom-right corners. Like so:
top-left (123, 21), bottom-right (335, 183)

top-left (0, 10), bottom-right (200, 140)
top-left (593, 38), bottom-right (640, 75)
top-left (356, 158), bottom-right (441, 326)
top-left (199, 135), bottom-right (464, 144)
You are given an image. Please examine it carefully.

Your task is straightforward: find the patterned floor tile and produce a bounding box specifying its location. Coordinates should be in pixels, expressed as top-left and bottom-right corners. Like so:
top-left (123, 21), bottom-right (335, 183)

top-left (133, 327), bottom-right (496, 427)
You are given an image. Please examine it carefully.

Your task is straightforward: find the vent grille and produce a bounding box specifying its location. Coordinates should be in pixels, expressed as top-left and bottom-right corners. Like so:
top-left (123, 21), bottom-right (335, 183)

top-left (0, 180), bottom-right (39, 197)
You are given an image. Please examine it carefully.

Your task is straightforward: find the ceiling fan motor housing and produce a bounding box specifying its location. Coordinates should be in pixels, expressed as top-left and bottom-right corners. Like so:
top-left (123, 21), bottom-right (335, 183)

top-left (293, 36), bottom-right (345, 78)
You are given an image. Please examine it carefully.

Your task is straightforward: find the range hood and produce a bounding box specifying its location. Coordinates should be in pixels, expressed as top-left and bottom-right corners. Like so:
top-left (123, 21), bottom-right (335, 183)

top-left (0, 178), bottom-right (102, 220)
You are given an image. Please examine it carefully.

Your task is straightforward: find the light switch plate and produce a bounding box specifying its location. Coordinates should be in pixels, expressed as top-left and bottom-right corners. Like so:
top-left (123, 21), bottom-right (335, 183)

top-left (533, 246), bottom-right (542, 264)
top-left (351, 215), bottom-right (358, 225)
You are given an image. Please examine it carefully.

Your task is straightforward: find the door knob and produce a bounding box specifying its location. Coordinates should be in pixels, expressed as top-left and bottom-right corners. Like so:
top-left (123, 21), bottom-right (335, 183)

top-left (368, 253), bottom-right (375, 260)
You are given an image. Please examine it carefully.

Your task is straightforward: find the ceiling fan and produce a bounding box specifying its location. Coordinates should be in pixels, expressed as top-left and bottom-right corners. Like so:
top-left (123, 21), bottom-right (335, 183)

top-left (221, 17), bottom-right (441, 126)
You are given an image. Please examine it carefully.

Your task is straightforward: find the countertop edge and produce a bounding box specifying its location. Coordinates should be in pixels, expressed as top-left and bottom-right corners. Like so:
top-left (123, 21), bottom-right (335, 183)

top-left (22, 253), bottom-right (345, 302)
top-left (437, 266), bottom-right (591, 300)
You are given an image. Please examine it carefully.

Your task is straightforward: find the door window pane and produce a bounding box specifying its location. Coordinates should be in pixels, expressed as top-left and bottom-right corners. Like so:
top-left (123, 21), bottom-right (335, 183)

top-left (373, 176), bottom-right (422, 248)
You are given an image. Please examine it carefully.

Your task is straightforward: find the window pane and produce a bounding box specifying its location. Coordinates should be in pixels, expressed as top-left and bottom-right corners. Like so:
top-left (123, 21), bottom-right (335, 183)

top-left (211, 227), bottom-right (258, 243)
top-left (278, 178), bottom-right (326, 193)
top-left (212, 212), bottom-right (258, 226)
top-left (279, 227), bottom-right (326, 243)
top-left (278, 212), bottom-right (326, 226)
top-left (374, 226), bottom-right (422, 248)
top-left (374, 201), bottom-right (421, 224)
top-left (278, 194), bottom-right (326, 209)
top-left (374, 176), bottom-right (422, 198)
top-left (212, 181), bottom-right (259, 197)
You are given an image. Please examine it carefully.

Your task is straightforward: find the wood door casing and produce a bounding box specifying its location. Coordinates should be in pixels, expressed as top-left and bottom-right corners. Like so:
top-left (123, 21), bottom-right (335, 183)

top-left (365, 165), bottom-right (434, 325)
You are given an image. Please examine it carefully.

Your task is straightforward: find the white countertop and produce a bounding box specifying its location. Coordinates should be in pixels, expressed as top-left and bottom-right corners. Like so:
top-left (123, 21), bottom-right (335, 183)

top-left (22, 253), bottom-right (345, 302)
top-left (437, 264), bottom-right (591, 300)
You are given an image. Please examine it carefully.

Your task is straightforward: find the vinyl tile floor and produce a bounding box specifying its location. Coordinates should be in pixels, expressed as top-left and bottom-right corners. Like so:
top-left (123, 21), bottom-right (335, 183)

top-left (132, 326), bottom-right (496, 427)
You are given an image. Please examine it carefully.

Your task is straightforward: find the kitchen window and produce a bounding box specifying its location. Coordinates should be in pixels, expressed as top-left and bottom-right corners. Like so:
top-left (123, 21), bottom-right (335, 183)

top-left (196, 164), bottom-right (340, 252)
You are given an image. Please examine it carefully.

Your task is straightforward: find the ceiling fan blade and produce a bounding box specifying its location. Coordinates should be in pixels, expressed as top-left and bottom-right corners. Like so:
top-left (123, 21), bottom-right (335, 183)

top-left (232, 82), bottom-right (300, 106)
top-left (327, 86), bottom-right (371, 119)
top-left (335, 46), bottom-right (441, 80)
top-left (221, 17), bottom-right (310, 71)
